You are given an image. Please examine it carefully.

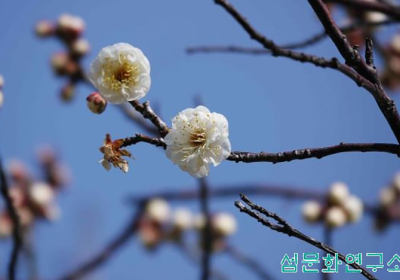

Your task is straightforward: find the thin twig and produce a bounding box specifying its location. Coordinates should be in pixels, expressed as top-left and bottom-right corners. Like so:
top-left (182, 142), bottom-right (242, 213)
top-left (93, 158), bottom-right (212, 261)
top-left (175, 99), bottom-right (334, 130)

top-left (224, 245), bottom-right (275, 280)
top-left (128, 101), bottom-right (169, 137)
top-left (186, 19), bottom-right (396, 55)
top-left (23, 227), bottom-right (39, 280)
top-left (199, 178), bottom-right (212, 280)
top-left (118, 105), bottom-right (159, 136)
top-left (308, 0), bottom-right (400, 144)
top-left (321, 226), bottom-right (333, 280)
top-left (234, 194), bottom-right (377, 280)
top-left (0, 156), bottom-right (22, 280)
top-left (58, 205), bottom-right (146, 280)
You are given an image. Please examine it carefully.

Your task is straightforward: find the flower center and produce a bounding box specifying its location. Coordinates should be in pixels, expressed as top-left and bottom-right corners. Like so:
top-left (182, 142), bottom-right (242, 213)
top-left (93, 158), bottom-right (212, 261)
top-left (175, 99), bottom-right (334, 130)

top-left (189, 128), bottom-right (207, 148)
top-left (102, 55), bottom-right (140, 91)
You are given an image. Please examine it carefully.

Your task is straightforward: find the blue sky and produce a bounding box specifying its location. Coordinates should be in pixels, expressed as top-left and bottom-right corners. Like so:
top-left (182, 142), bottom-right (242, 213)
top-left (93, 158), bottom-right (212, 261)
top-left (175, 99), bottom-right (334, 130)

top-left (0, 0), bottom-right (400, 279)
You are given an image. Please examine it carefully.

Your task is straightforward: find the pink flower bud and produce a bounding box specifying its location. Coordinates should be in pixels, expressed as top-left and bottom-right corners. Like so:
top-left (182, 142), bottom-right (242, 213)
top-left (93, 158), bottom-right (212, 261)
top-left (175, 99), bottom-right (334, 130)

top-left (57, 14), bottom-right (85, 39)
top-left (86, 92), bottom-right (107, 114)
top-left (35, 20), bottom-right (55, 38)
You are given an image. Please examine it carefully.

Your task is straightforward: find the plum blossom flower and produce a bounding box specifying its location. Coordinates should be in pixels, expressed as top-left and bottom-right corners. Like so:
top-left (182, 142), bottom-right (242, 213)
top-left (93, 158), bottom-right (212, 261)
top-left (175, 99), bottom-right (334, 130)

top-left (89, 43), bottom-right (151, 104)
top-left (164, 106), bottom-right (231, 178)
top-left (99, 134), bottom-right (133, 173)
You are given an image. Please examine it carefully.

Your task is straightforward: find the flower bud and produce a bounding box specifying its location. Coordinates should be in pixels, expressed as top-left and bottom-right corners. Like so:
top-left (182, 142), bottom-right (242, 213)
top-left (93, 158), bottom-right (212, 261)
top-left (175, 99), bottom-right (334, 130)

top-left (365, 11), bottom-right (387, 25)
top-left (0, 213), bottom-right (12, 238)
top-left (146, 199), bottom-right (170, 224)
top-left (29, 182), bottom-right (54, 207)
top-left (343, 195), bottom-right (363, 223)
top-left (86, 92), bottom-right (107, 114)
top-left (380, 186), bottom-right (397, 207)
top-left (325, 207), bottom-right (347, 228)
top-left (328, 182), bottom-right (349, 205)
top-left (213, 212), bottom-right (237, 237)
top-left (72, 38), bottom-right (90, 56)
top-left (42, 203), bottom-right (61, 221)
top-left (51, 52), bottom-right (69, 75)
top-left (194, 214), bottom-right (205, 230)
top-left (9, 187), bottom-right (26, 208)
top-left (172, 208), bottom-right (192, 230)
top-left (61, 84), bottom-right (75, 102)
top-left (17, 207), bottom-right (34, 227)
top-left (7, 160), bottom-right (29, 184)
top-left (302, 201), bottom-right (322, 223)
top-left (57, 14), bottom-right (85, 38)
top-left (35, 20), bottom-right (55, 38)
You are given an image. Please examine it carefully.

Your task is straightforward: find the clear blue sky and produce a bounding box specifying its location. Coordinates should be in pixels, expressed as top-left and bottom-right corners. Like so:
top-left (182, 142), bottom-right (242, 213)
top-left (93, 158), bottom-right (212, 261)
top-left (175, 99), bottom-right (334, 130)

top-left (0, 0), bottom-right (399, 279)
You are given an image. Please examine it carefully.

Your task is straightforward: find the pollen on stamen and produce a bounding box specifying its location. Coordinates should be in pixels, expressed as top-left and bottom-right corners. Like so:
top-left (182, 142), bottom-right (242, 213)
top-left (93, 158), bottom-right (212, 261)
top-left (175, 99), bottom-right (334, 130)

top-left (101, 55), bottom-right (140, 91)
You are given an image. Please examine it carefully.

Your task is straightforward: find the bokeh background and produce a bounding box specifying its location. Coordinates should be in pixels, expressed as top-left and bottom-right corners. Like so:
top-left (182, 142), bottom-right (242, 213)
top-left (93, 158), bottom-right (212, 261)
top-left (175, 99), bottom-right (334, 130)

top-left (0, 0), bottom-right (399, 279)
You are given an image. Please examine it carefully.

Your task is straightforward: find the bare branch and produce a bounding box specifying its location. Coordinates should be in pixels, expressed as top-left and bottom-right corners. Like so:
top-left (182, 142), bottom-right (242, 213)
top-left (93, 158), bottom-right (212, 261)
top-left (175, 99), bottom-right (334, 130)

top-left (0, 156), bottom-right (22, 280)
top-left (199, 178), bottom-right (212, 280)
top-left (308, 0), bottom-right (400, 144)
top-left (234, 195), bottom-right (377, 280)
top-left (58, 205), bottom-right (145, 280)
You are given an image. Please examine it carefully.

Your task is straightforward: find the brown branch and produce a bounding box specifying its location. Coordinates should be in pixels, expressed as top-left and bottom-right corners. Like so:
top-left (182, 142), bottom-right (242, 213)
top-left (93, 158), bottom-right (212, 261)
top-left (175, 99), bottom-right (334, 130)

top-left (0, 156), bottom-right (22, 280)
top-left (128, 101), bottom-right (169, 137)
top-left (234, 194), bottom-right (377, 280)
top-left (228, 143), bottom-right (400, 163)
top-left (325, 0), bottom-right (400, 20)
top-left (128, 183), bottom-right (325, 204)
top-left (308, 0), bottom-right (400, 144)
top-left (121, 134), bottom-right (400, 163)
top-left (199, 178), bottom-right (212, 280)
top-left (186, 19), bottom-right (397, 55)
top-left (58, 205), bottom-right (146, 280)
top-left (224, 245), bottom-right (275, 280)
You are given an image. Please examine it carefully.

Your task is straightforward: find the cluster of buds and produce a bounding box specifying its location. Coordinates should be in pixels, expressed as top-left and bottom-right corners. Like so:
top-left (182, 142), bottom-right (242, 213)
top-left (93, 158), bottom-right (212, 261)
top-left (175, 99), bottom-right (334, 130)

top-left (194, 211), bottom-right (237, 251)
top-left (0, 148), bottom-right (68, 238)
top-left (302, 182), bottom-right (364, 229)
top-left (137, 199), bottom-right (237, 251)
top-left (375, 173), bottom-right (400, 231)
top-left (35, 14), bottom-right (89, 102)
top-left (0, 74), bottom-right (4, 108)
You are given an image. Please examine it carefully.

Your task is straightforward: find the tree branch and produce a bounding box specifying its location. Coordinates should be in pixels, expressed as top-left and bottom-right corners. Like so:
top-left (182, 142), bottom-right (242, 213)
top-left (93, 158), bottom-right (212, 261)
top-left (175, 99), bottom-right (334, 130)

top-left (199, 178), bottom-right (212, 280)
top-left (234, 194), bottom-right (377, 280)
top-left (58, 205), bottom-right (145, 280)
top-left (224, 245), bottom-right (275, 280)
top-left (186, 19), bottom-right (396, 55)
top-left (308, 0), bottom-right (400, 144)
top-left (0, 156), bottom-right (22, 280)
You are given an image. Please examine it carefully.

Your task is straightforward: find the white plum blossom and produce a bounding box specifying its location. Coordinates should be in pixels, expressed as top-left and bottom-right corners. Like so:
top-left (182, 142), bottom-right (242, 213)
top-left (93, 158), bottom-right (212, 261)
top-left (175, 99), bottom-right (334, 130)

top-left (29, 182), bottom-right (55, 207)
top-left (89, 43), bottom-right (151, 104)
top-left (164, 106), bottom-right (231, 178)
top-left (379, 186), bottom-right (397, 207)
top-left (172, 208), bottom-right (193, 230)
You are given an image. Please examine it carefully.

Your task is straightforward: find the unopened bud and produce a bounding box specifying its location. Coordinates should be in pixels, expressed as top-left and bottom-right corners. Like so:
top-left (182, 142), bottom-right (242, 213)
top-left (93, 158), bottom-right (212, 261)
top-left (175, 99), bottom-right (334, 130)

top-left (194, 214), bottom-right (205, 230)
top-left (0, 213), bottom-right (12, 238)
top-left (17, 207), bottom-right (34, 227)
top-left (325, 207), bottom-right (347, 228)
top-left (0, 90), bottom-right (3, 108)
top-left (146, 198), bottom-right (170, 224)
top-left (343, 195), bottom-right (363, 223)
top-left (86, 92), bottom-right (107, 114)
top-left (35, 20), bottom-right (55, 38)
top-left (61, 84), bottom-right (75, 102)
top-left (42, 203), bottom-right (61, 221)
top-left (391, 34), bottom-right (400, 54)
top-left (72, 38), bottom-right (90, 56)
top-left (51, 52), bottom-right (69, 75)
top-left (302, 201), bottom-right (322, 223)
top-left (380, 186), bottom-right (397, 207)
top-left (328, 182), bottom-right (349, 205)
top-left (57, 14), bottom-right (85, 38)
top-left (172, 208), bottom-right (192, 230)
top-left (392, 172), bottom-right (400, 193)
top-left (213, 212), bottom-right (237, 237)
top-left (29, 182), bottom-right (54, 207)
